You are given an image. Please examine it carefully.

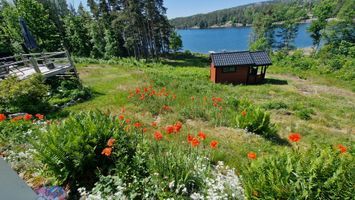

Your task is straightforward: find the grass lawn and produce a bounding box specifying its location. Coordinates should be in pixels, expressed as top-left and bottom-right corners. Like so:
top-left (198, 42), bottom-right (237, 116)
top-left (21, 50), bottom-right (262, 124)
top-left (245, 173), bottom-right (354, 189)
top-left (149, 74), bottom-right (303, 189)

top-left (66, 55), bottom-right (354, 171)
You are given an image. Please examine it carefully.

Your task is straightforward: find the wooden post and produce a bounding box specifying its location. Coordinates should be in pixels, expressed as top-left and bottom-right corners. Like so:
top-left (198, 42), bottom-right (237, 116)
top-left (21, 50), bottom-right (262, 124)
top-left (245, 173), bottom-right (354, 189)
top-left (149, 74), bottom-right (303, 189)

top-left (29, 57), bottom-right (41, 73)
top-left (41, 52), bottom-right (48, 66)
top-left (65, 50), bottom-right (79, 78)
top-left (20, 54), bottom-right (29, 68)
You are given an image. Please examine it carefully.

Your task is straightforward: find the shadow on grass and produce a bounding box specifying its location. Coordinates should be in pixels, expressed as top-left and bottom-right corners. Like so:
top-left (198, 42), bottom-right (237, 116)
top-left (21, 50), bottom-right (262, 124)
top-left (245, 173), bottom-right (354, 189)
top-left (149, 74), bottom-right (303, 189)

top-left (264, 134), bottom-right (291, 146)
top-left (263, 78), bottom-right (288, 85)
top-left (161, 53), bottom-right (209, 68)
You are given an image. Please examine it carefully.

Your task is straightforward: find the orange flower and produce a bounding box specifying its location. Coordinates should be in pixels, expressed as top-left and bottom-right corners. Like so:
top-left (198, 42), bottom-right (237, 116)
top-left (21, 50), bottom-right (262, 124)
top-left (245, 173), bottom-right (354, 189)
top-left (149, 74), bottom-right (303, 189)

top-left (213, 102), bottom-right (218, 107)
top-left (101, 147), bottom-right (112, 156)
top-left (247, 152), bottom-right (257, 160)
top-left (191, 137), bottom-right (200, 147)
top-left (0, 114), bottom-right (6, 122)
top-left (107, 138), bottom-right (116, 147)
top-left (143, 128), bottom-right (148, 133)
top-left (241, 110), bottom-right (247, 117)
top-left (134, 122), bottom-right (142, 128)
top-left (125, 119), bottom-right (131, 124)
top-left (11, 116), bottom-right (23, 122)
top-left (135, 88), bottom-right (141, 94)
top-left (119, 115), bottom-right (124, 120)
top-left (174, 121), bottom-right (183, 132)
top-left (337, 144), bottom-right (347, 153)
top-left (210, 140), bottom-right (218, 149)
top-left (162, 105), bottom-right (171, 111)
top-left (166, 125), bottom-right (175, 134)
top-left (24, 114), bottom-right (32, 121)
top-left (35, 114), bottom-right (44, 120)
top-left (198, 131), bottom-right (206, 140)
top-left (288, 133), bottom-right (301, 142)
top-left (151, 121), bottom-right (157, 127)
top-left (154, 131), bottom-right (163, 141)
top-left (140, 94), bottom-right (145, 100)
top-left (187, 134), bottom-right (193, 143)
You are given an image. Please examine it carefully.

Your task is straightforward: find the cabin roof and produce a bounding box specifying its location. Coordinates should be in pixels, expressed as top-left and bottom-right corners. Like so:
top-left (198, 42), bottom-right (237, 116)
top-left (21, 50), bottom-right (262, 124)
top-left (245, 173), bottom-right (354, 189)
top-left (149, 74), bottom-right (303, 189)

top-left (210, 51), bottom-right (272, 67)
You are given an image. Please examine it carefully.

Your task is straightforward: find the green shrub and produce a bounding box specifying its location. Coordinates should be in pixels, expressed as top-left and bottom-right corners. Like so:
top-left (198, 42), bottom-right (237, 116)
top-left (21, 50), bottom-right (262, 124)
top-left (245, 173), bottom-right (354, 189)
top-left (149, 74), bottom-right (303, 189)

top-left (242, 146), bottom-right (354, 199)
top-left (0, 74), bottom-right (51, 113)
top-left (46, 77), bottom-right (92, 107)
top-left (32, 112), bottom-right (129, 188)
top-left (236, 104), bottom-right (277, 137)
top-left (0, 117), bottom-right (36, 145)
top-left (262, 101), bottom-right (288, 110)
top-left (296, 108), bottom-right (314, 120)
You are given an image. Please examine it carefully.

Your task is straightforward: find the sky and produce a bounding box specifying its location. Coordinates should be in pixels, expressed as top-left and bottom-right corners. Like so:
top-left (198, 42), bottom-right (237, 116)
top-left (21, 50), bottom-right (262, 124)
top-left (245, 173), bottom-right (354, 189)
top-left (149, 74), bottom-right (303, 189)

top-left (67, 0), bottom-right (267, 19)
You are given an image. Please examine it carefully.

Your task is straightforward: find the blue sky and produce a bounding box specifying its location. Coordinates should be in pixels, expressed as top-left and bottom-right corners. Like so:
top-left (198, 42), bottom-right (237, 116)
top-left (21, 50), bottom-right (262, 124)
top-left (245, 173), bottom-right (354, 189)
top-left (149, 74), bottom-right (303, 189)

top-left (67, 0), bottom-right (267, 19)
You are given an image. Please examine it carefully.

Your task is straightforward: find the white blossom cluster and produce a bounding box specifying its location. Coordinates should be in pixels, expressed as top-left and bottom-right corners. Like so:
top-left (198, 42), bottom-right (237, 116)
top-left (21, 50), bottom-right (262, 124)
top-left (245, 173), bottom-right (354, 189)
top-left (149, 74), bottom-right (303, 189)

top-left (78, 176), bottom-right (127, 200)
top-left (4, 148), bottom-right (37, 170)
top-left (190, 161), bottom-right (245, 200)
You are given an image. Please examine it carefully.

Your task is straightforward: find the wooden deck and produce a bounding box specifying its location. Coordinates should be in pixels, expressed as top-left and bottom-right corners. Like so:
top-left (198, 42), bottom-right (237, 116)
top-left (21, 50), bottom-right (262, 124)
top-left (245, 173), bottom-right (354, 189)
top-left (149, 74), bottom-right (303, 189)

top-left (0, 51), bottom-right (78, 80)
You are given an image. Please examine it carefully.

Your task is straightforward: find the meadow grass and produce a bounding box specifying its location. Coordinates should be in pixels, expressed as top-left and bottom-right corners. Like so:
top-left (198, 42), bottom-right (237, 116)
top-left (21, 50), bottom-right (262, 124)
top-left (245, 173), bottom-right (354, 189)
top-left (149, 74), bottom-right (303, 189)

top-left (66, 55), bottom-right (354, 171)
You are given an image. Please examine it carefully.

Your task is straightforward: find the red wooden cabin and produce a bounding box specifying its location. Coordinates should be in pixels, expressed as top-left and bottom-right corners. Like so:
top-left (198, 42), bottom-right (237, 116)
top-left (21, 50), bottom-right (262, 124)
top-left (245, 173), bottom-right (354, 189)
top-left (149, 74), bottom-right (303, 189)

top-left (210, 51), bottom-right (272, 84)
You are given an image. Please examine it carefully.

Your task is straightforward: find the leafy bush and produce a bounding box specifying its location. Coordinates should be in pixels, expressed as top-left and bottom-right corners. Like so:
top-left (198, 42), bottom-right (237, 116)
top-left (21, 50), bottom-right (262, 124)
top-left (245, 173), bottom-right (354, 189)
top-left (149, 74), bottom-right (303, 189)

top-left (0, 74), bottom-right (51, 113)
top-left (46, 76), bottom-right (92, 107)
top-left (32, 112), bottom-right (129, 191)
top-left (242, 146), bottom-right (354, 199)
top-left (296, 108), bottom-right (314, 120)
top-left (262, 101), bottom-right (288, 110)
top-left (236, 104), bottom-right (277, 137)
top-left (0, 116), bottom-right (36, 145)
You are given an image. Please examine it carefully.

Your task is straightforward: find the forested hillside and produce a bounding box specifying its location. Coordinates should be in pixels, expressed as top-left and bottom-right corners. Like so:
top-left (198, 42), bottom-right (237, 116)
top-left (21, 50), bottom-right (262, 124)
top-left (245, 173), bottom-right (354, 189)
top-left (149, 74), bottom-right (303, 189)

top-left (0, 0), bottom-right (172, 58)
top-left (170, 0), bottom-right (349, 29)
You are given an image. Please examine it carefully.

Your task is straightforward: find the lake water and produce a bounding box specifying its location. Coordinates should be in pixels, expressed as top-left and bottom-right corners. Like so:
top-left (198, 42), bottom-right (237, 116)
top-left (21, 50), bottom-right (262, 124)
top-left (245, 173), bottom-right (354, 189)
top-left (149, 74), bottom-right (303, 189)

top-left (177, 23), bottom-right (313, 53)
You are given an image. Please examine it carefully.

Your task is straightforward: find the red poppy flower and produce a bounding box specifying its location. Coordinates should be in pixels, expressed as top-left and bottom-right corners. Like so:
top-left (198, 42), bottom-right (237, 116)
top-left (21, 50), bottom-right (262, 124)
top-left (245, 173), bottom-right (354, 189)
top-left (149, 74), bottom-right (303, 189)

top-left (166, 125), bottom-right (175, 134)
top-left (187, 134), bottom-right (193, 143)
top-left (107, 138), bottom-right (116, 147)
top-left (191, 138), bottom-right (200, 147)
top-left (288, 133), bottom-right (301, 142)
top-left (125, 119), bottom-right (131, 124)
top-left (247, 152), bottom-right (257, 160)
top-left (151, 121), bottom-right (157, 127)
top-left (210, 140), bottom-right (218, 149)
top-left (154, 131), bottom-right (163, 141)
top-left (0, 114), bottom-right (6, 122)
top-left (119, 115), bottom-right (124, 120)
top-left (241, 110), bottom-right (247, 117)
top-left (213, 102), bottom-right (218, 107)
top-left (163, 105), bottom-right (171, 111)
top-left (11, 116), bottom-right (23, 122)
top-left (140, 94), bottom-right (145, 100)
top-left (174, 121), bottom-right (183, 132)
top-left (143, 128), bottom-right (148, 133)
top-left (134, 122), bottom-right (142, 128)
top-left (337, 144), bottom-right (347, 153)
top-left (198, 131), bottom-right (206, 140)
top-left (135, 88), bottom-right (141, 94)
top-left (24, 114), bottom-right (32, 121)
top-left (35, 114), bottom-right (44, 120)
top-left (102, 147), bottom-right (112, 156)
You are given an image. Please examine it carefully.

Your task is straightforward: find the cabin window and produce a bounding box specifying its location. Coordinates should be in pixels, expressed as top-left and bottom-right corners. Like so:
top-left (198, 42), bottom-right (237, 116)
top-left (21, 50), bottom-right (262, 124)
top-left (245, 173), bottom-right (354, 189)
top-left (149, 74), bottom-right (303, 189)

top-left (222, 66), bottom-right (236, 73)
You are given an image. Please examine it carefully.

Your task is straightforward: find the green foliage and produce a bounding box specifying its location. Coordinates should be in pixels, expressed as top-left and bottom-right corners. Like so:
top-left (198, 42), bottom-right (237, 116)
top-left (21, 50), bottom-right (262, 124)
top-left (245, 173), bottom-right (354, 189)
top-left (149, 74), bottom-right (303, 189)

top-left (0, 117), bottom-right (36, 145)
top-left (236, 103), bottom-right (277, 137)
top-left (169, 31), bottom-right (183, 53)
top-left (170, 0), bottom-right (311, 29)
top-left (2, 0), bottom-right (61, 52)
top-left (32, 112), bottom-right (130, 190)
top-left (262, 101), bottom-right (288, 110)
top-left (46, 77), bottom-right (92, 107)
top-left (242, 146), bottom-right (354, 199)
top-left (0, 74), bottom-right (50, 113)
